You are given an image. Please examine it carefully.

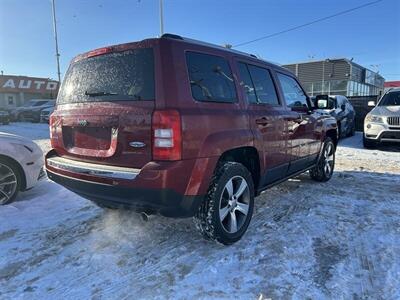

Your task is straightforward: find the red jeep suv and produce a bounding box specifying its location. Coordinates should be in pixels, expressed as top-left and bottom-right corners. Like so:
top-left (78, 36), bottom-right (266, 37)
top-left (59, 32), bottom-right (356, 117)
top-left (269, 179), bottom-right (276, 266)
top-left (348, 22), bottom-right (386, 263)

top-left (46, 34), bottom-right (337, 244)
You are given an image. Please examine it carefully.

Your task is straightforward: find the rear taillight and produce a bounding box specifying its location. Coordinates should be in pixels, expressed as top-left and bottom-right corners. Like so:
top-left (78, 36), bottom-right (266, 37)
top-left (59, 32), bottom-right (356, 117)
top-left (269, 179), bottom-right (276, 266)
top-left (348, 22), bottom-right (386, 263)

top-left (152, 110), bottom-right (182, 161)
top-left (49, 114), bottom-right (57, 146)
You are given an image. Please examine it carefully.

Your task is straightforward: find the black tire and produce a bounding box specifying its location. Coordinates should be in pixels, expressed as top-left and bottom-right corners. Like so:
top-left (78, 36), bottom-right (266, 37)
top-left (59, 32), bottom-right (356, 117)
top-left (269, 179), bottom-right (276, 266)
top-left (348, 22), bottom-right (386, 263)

top-left (350, 123), bottom-right (355, 136)
top-left (0, 158), bottom-right (22, 205)
top-left (347, 120), bottom-right (356, 137)
top-left (363, 136), bottom-right (376, 149)
top-left (193, 161), bottom-right (254, 245)
top-left (310, 137), bottom-right (335, 182)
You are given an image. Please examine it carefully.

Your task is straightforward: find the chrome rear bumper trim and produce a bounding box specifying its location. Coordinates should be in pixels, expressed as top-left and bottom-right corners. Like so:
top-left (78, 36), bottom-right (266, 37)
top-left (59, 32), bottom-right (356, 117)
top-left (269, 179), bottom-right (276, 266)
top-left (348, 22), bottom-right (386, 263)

top-left (47, 156), bottom-right (140, 180)
top-left (380, 138), bottom-right (400, 143)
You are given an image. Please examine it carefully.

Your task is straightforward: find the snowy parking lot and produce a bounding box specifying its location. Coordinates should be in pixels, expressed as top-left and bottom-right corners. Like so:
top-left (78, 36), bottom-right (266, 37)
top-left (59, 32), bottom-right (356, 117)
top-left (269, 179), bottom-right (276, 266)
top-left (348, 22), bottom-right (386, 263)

top-left (0, 123), bottom-right (399, 299)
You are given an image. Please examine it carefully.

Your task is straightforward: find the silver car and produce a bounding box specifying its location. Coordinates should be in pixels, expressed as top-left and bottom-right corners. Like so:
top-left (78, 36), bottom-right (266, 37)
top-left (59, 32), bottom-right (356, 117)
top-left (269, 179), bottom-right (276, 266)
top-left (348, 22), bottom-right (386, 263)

top-left (40, 106), bottom-right (55, 123)
top-left (364, 88), bottom-right (400, 148)
top-left (0, 133), bottom-right (44, 204)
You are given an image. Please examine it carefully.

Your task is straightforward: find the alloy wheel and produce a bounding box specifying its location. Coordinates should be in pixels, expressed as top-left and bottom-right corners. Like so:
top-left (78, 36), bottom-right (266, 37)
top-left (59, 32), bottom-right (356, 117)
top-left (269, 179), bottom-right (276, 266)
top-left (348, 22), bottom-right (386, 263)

top-left (323, 143), bottom-right (334, 177)
top-left (0, 163), bottom-right (18, 205)
top-left (219, 176), bottom-right (250, 233)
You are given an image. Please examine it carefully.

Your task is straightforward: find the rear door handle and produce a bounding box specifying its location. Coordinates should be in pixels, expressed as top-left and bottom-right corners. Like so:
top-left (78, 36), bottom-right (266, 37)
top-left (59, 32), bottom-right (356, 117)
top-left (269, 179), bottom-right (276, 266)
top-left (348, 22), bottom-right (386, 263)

top-left (255, 117), bottom-right (269, 125)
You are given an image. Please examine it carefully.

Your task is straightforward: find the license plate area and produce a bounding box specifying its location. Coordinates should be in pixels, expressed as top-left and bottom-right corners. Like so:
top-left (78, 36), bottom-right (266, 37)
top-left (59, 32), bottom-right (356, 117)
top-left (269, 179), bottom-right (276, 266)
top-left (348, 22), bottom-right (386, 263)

top-left (63, 126), bottom-right (112, 150)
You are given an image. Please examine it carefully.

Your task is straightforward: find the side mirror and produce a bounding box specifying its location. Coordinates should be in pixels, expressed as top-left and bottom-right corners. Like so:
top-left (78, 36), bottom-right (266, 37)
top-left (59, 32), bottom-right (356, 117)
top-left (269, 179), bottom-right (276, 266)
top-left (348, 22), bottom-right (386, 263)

top-left (368, 101), bottom-right (376, 107)
top-left (341, 104), bottom-right (346, 111)
top-left (317, 99), bottom-right (329, 109)
top-left (315, 94), bottom-right (335, 109)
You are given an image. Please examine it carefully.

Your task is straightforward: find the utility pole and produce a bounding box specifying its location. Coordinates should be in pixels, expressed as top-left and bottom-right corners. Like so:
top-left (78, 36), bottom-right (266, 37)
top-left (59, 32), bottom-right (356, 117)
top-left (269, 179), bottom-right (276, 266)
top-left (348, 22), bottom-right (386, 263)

top-left (51, 0), bottom-right (61, 83)
top-left (322, 60), bottom-right (325, 94)
top-left (159, 0), bottom-right (164, 36)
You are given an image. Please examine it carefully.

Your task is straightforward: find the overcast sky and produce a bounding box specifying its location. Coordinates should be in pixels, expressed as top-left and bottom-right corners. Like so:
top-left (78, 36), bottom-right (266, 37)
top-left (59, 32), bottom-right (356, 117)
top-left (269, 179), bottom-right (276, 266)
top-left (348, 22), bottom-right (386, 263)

top-left (0, 0), bottom-right (399, 81)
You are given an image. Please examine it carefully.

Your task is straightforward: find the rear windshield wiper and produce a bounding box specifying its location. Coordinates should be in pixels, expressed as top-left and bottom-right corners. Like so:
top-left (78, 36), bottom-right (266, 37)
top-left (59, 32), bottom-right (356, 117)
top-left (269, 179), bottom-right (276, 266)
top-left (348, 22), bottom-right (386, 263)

top-left (85, 91), bottom-right (118, 97)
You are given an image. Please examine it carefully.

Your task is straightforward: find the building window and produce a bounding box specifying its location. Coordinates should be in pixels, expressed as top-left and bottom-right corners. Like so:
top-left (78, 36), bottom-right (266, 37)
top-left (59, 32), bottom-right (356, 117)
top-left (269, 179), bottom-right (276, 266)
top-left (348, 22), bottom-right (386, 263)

top-left (312, 82), bottom-right (322, 95)
top-left (7, 96), bottom-right (14, 105)
top-left (302, 83), bottom-right (313, 95)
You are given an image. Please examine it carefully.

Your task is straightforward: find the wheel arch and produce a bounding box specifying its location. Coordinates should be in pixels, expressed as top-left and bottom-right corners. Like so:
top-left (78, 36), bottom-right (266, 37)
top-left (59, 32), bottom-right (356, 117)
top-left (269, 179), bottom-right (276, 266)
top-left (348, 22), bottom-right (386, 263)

top-left (0, 154), bottom-right (27, 191)
top-left (325, 129), bottom-right (338, 148)
top-left (217, 146), bottom-right (261, 193)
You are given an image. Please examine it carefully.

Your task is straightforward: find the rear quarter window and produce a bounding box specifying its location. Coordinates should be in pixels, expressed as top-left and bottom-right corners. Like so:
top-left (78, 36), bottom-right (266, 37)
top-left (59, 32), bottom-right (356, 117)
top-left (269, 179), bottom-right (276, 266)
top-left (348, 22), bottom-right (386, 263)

top-left (186, 52), bottom-right (237, 103)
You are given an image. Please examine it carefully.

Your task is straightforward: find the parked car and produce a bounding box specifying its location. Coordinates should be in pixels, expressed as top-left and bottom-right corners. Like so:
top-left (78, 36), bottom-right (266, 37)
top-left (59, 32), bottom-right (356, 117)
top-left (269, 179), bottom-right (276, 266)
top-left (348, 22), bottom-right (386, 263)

top-left (10, 99), bottom-right (55, 122)
top-left (0, 109), bottom-right (10, 125)
top-left (45, 34), bottom-right (338, 244)
top-left (314, 95), bottom-right (356, 138)
top-left (363, 88), bottom-right (400, 148)
top-left (40, 106), bottom-right (55, 123)
top-left (0, 132), bottom-right (45, 205)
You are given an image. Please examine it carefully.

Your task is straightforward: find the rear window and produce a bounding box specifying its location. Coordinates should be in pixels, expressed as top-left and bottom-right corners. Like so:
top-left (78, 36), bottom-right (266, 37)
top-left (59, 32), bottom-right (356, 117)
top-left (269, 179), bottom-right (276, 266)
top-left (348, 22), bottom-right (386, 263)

top-left (58, 48), bottom-right (154, 104)
top-left (186, 52), bottom-right (237, 103)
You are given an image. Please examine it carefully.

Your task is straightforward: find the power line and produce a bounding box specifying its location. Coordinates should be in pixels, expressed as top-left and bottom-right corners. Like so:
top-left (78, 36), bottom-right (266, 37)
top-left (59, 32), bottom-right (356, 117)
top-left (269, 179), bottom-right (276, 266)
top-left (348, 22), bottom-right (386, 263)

top-left (233, 0), bottom-right (383, 48)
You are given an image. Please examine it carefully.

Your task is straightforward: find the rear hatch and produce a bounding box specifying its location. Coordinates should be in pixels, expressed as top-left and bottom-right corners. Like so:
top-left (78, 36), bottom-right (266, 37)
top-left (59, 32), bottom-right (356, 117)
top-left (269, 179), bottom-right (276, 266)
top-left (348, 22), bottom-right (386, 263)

top-left (51, 46), bottom-right (155, 169)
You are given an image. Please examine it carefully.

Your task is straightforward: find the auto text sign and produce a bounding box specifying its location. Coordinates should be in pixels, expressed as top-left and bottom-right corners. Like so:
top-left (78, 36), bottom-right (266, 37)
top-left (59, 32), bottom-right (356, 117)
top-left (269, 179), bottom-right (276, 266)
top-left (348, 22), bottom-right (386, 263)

top-left (0, 75), bottom-right (59, 94)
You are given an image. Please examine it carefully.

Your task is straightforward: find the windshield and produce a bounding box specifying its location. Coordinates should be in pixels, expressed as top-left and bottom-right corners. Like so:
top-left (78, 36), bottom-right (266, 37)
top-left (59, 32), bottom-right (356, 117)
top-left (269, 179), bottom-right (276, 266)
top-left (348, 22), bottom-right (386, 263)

top-left (22, 100), bottom-right (37, 107)
top-left (33, 101), bottom-right (50, 106)
top-left (58, 48), bottom-right (154, 104)
top-left (379, 91), bottom-right (400, 106)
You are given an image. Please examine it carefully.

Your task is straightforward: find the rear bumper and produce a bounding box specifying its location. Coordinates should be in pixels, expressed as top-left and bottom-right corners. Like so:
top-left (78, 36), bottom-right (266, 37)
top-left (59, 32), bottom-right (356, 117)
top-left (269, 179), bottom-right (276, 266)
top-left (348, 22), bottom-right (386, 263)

top-left (47, 170), bottom-right (203, 217)
top-left (44, 150), bottom-right (215, 218)
top-left (47, 156), bottom-right (140, 180)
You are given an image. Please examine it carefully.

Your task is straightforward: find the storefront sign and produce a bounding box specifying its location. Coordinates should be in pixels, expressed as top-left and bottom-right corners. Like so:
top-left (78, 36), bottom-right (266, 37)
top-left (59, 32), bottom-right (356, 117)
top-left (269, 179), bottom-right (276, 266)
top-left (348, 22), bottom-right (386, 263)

top-left (0, 75), bottom-right (59, 94)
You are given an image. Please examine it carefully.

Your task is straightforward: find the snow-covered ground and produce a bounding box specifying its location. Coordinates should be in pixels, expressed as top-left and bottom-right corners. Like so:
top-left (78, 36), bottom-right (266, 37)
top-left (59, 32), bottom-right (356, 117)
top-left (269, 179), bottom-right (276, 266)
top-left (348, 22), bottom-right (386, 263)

top-left (0, 124), bottom-right (399, 299)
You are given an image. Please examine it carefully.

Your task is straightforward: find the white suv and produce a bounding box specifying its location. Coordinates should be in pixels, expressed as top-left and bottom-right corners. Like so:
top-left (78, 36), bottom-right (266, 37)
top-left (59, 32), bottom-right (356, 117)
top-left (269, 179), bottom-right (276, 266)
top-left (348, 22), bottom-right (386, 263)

top-left (364, 88), bottom-right (400, 148)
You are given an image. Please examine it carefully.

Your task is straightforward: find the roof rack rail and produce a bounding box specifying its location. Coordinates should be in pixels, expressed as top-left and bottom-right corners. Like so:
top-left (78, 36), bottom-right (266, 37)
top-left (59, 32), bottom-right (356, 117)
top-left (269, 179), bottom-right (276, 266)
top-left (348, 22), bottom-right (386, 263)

top-left (161, 33), bottom-right (183, 40)
top-left (250, 54), bottom-right (258, 58)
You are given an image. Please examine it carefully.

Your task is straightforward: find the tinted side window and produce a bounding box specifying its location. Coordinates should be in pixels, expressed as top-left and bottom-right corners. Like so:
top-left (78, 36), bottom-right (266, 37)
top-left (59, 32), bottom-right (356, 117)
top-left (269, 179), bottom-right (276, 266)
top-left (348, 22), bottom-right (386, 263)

top-left (277, 73), bottom-right (308, 108)
top-left (248, 66), bottom-right (279, 105)
top-left (186, 52), bottom-right (237, 103)
top-left (237, 63), bottom-right (257, 103)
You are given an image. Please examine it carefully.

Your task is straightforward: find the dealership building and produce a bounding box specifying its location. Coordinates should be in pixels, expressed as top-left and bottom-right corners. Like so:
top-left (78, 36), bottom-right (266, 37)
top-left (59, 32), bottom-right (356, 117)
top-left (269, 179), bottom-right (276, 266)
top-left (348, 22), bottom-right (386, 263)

top-left (283, 59), bottom-right (385, 97)
top-left (0, 75), bottom-right (59, 110)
